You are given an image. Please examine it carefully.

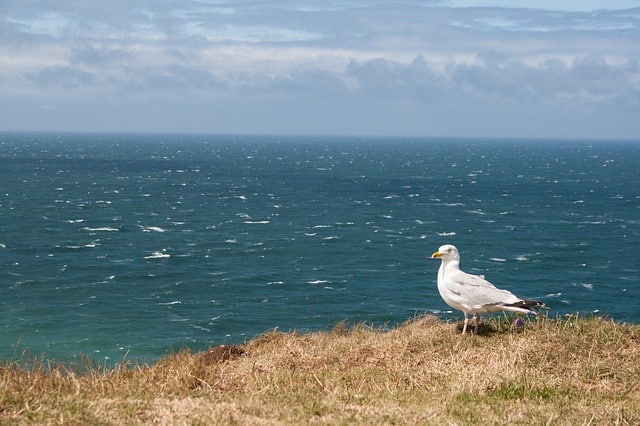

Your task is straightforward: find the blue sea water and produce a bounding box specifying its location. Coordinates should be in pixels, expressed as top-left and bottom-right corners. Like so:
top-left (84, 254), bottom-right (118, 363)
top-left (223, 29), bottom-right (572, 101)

top-left (0, 133), bottom-right (639, 364)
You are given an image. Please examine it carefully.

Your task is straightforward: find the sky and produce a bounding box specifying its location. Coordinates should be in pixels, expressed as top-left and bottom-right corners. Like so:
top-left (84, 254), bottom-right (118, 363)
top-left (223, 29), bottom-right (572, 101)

top-left (1, 1), bottom-right (639, 139)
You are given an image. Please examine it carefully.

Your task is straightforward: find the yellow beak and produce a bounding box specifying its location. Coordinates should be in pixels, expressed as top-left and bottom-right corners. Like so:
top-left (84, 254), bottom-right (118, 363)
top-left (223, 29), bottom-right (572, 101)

top-left (431, 251), bottom-right (441, 258)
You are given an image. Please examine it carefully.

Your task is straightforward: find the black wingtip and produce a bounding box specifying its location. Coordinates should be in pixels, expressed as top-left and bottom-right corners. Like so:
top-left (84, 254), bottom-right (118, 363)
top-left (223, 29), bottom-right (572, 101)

top-left (508, 299), bottom-right (545, 311)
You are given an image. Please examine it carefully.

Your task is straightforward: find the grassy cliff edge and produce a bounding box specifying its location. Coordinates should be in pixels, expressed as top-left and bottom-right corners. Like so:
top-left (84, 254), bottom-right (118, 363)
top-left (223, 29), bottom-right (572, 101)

top-left (2, 315), bottom-right (639, 425)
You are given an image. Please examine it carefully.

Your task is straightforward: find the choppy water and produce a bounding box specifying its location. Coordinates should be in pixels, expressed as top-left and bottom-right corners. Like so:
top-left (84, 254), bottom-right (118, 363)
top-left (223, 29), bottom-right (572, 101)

top-left (1, 133), bottom-right (638, 363)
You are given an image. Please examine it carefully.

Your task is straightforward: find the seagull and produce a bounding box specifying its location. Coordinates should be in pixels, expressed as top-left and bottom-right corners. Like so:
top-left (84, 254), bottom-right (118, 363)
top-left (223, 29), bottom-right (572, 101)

top-left (431, 244), bottom-right (543, 335)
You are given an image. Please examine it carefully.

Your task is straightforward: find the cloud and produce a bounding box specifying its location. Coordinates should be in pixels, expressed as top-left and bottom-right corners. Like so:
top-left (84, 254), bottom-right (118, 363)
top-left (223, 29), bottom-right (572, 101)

top-left (1, 1), bottom-right (639, 138)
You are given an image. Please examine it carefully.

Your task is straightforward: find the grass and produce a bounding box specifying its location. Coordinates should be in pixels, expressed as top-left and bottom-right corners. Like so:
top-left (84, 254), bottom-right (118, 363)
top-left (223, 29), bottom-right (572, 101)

top-left (1, 314), bottom-right (639, 425)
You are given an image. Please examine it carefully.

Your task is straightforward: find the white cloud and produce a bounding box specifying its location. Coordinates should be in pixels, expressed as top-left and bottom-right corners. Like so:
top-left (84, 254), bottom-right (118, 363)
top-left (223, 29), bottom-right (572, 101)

top-left (0, 0), bottom-right (639, 138)
top-left (443, 0), bottom-right (640, 12)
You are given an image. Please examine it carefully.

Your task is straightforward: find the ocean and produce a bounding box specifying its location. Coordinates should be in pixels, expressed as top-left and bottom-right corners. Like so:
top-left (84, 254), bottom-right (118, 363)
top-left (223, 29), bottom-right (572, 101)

top-left (1, 133), bottom-right (638, 364)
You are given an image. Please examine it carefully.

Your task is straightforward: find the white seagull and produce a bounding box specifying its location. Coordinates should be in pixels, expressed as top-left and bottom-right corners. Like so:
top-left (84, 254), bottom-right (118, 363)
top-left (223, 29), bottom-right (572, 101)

top-left (431, 244), bottom-right (543, 335)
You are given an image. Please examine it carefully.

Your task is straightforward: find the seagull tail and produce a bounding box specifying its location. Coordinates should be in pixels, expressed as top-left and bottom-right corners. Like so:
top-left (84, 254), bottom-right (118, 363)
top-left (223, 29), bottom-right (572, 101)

top-left (503, 299), bottom-right (545, 315)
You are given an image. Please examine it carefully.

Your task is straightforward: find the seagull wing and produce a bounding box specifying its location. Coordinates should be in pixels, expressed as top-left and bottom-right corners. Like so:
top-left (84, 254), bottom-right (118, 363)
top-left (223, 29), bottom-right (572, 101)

top-left (444, 269), bottom-right (521, 312)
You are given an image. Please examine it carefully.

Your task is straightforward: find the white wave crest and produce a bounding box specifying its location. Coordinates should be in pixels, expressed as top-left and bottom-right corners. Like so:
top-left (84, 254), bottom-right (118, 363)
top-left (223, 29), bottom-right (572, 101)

top-left (145, 251), bottom-right (171, 259)
top-left (143, 226), bottom-right (166, 232)
top-left (83, 226), bottom-right (119, 232)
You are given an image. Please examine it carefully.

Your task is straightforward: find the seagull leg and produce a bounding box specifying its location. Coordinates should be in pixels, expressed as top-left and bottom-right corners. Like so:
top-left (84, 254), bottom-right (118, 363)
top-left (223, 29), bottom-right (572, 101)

top-left (474, 313), bottom-right (481, 335)
top-left (462, 313), bottom-right (469, 335)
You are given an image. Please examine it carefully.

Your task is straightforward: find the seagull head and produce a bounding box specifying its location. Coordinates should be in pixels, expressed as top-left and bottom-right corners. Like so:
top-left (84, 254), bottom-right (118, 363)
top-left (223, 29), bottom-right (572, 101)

top-left (431, 244), bottom-right (460, 261)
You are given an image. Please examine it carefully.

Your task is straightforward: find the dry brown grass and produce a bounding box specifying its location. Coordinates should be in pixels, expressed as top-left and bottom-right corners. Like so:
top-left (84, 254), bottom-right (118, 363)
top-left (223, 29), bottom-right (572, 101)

top-left (1, 315), bottom-right (639, 425)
